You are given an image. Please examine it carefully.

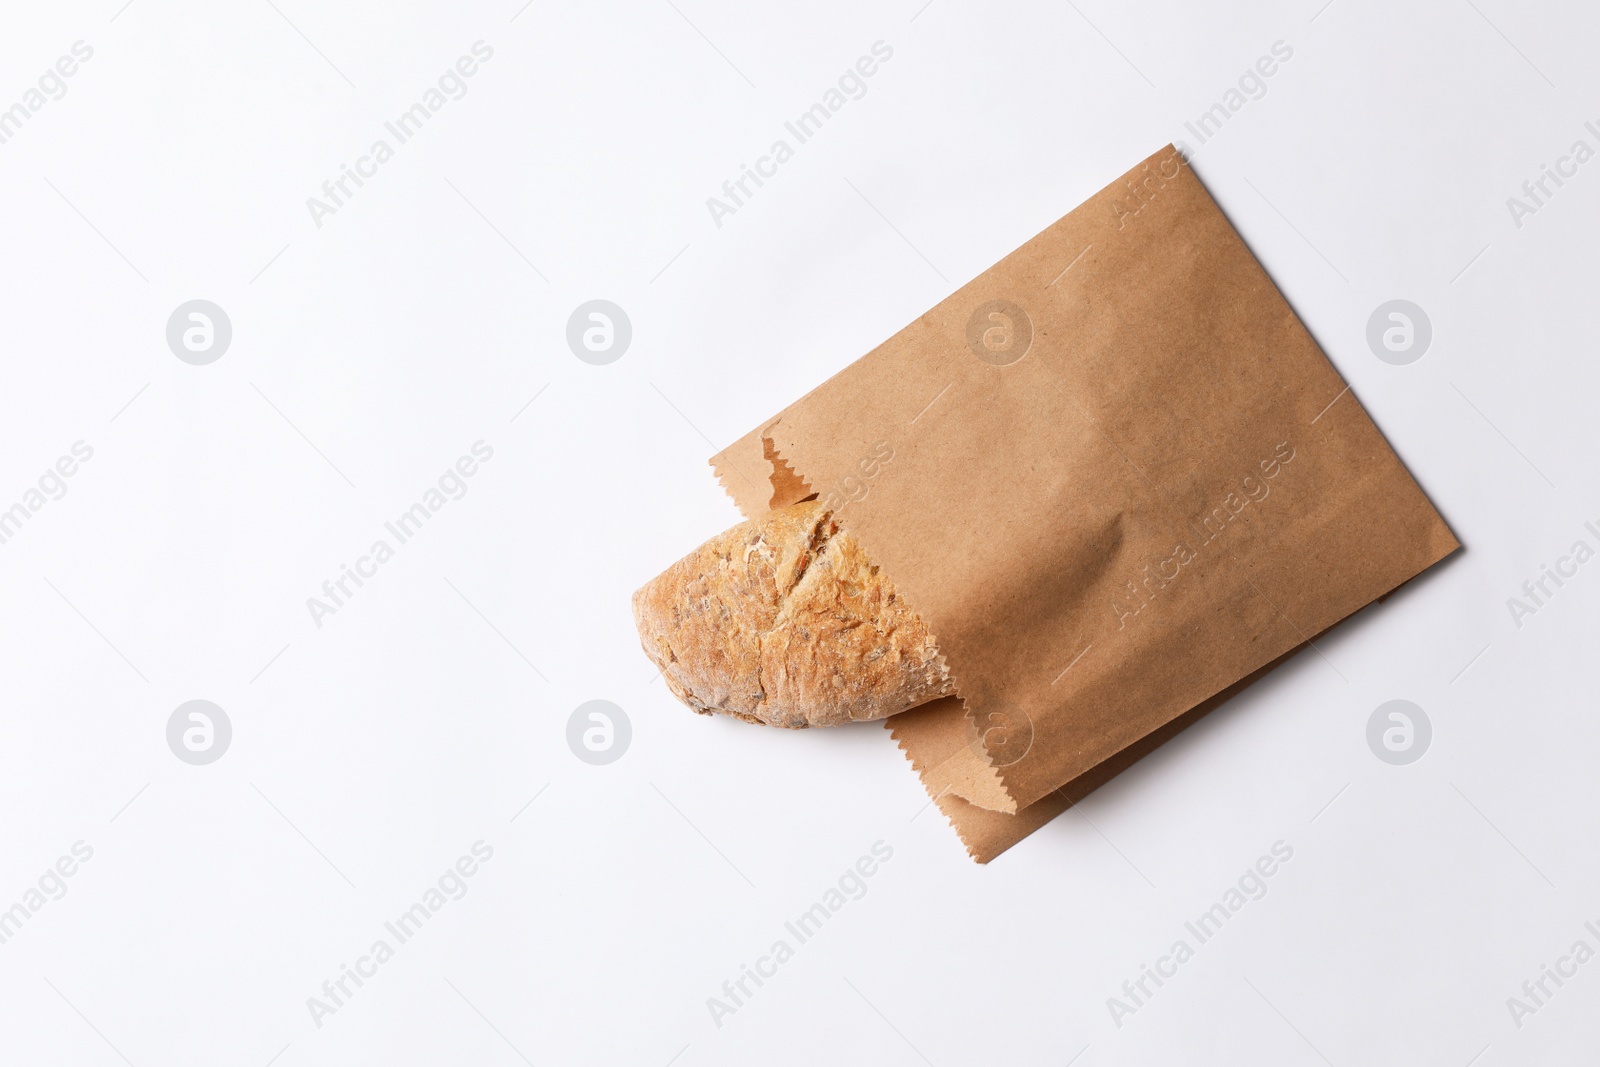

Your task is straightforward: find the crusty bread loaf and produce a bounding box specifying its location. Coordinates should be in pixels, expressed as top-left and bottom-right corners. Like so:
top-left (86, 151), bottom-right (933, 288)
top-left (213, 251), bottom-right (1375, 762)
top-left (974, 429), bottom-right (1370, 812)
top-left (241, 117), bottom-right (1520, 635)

top-left (633, 501), bottom-right (953, 727)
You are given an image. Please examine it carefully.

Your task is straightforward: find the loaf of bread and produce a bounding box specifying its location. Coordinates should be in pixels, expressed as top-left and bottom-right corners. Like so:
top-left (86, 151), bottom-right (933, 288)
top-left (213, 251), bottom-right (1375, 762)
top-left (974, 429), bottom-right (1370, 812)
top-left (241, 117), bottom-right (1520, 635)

top-left (633, 501), bottom-right (953, 727)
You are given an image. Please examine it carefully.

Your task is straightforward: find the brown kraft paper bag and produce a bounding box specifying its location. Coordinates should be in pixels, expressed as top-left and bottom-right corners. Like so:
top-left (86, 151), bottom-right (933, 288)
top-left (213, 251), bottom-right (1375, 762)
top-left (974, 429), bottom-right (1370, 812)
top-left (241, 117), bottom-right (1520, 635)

top-left (711, 145), bottom-right (1458, 861)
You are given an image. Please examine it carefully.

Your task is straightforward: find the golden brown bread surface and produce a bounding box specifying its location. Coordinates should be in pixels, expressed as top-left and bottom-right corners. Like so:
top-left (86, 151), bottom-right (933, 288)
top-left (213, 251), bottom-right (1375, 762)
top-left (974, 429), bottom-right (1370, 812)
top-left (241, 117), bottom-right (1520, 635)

top-left (632, 501), bottom-right (952, 727)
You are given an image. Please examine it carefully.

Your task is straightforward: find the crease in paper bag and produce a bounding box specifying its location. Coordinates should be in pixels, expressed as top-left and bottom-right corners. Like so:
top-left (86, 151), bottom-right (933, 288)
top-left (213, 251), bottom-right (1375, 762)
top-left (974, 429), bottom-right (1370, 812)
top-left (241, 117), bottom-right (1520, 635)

top-left (714, 407), bottom-right (1145, 822)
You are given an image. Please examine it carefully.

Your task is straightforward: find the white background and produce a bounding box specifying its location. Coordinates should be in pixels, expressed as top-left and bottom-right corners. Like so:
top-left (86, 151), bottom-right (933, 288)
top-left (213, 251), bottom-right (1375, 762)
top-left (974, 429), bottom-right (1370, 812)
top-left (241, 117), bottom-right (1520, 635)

top-left (0, 0), bottom-right (1595, 1063)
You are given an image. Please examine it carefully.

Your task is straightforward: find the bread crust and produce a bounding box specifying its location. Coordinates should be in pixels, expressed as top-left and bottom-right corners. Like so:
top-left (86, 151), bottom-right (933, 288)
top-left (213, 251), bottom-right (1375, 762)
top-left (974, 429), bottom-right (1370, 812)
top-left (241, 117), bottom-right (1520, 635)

top-left (633, 502), bottom-right (953, 727)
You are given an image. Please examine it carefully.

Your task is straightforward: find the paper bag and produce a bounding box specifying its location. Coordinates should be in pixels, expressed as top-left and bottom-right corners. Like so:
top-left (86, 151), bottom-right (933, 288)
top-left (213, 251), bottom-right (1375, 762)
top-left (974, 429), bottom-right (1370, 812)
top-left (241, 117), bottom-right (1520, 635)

top-left (712, 145), bottom-right (1457, 860)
